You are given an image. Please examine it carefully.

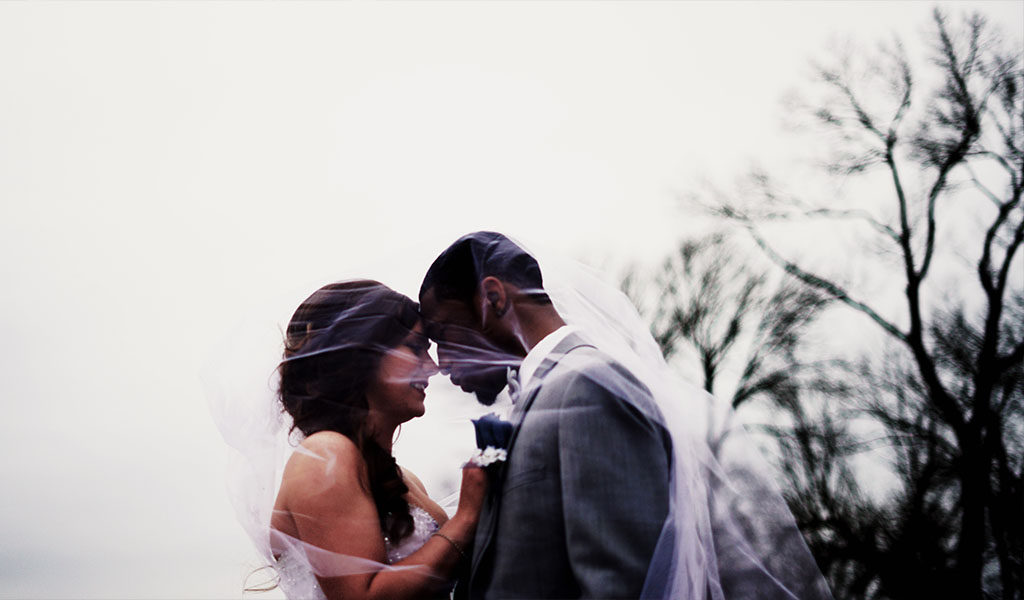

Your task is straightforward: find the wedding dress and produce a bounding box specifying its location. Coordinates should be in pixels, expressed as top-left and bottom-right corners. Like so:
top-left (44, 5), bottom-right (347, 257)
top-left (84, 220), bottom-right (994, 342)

top-left (384, 505), bottom-right (442, 563)
top-left (272, 504), bottom-right (441, 599)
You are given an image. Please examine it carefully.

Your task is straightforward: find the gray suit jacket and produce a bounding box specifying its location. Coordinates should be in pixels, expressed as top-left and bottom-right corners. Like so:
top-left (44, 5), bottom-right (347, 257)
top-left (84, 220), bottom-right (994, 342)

top-left (466, 333), bottom-right (672, 599)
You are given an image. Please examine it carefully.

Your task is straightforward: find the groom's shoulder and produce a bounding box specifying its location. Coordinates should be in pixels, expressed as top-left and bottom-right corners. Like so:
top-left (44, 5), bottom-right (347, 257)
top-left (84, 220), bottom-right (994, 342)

top-left (547, 346), bottom-right (659, 415)
top-left (551, 344), bottom-right (641, 386)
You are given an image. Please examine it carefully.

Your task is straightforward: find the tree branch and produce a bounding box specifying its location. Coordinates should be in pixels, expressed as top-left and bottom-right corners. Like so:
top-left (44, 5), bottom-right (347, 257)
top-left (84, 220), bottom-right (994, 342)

top-left (887, 46), bottom-right (914, 144)
top-left (965, 163), bottom-right (1004, 208)
top-left (749, 206), bottom-right (902, 246)
top-left (967, 150), bottom-right (1021, 190)
top-left (885, 149), bottom-right (916, 270)
top-left (916, 167), bottom-right (950, 281)
top-left (979, 192), bottom-right (1022, 296)
top-left (996, 212), bottom-right (1024, 295)
top-left (819, 63), bottom-right (888, 144)
top-left (745, 226), bottom-right (908, 342)
top-left (917, 11), bottom-right (985, 282)
top-left (806, 208), bottom-right (903, 245)
top-left (884, 150), bottom-right (930, 343)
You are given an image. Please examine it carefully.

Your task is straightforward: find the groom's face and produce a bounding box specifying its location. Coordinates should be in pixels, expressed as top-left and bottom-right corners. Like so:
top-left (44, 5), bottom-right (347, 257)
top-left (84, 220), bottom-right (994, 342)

top-left (420, 289), bottom-right (519, 406)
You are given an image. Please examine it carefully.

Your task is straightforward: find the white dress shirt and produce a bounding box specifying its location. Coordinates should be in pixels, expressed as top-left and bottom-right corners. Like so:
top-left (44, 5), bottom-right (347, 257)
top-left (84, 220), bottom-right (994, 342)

top-left (489, 325), bottom-right (577, 420)
top-left (516, 325), bottom-right (577, 399)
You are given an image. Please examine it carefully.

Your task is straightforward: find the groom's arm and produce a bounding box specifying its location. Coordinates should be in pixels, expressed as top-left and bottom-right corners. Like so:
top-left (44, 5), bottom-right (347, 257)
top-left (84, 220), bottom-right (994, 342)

top-left (556, 367), bottom-right (672, 598)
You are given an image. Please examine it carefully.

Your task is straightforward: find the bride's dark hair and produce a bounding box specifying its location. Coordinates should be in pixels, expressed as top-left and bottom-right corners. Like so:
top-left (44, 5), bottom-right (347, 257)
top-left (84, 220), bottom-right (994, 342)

top-left (277, 280), bottom-right (419, 543)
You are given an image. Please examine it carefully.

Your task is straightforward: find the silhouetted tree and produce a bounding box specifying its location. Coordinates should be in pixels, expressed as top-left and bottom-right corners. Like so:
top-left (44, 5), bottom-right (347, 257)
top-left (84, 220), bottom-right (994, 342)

top-left (622, 233), bottom-right (837, 410)
top-left (698, 9), bottom-right (1023, 599)
top-left (622, 234), bottom-right (875, 599)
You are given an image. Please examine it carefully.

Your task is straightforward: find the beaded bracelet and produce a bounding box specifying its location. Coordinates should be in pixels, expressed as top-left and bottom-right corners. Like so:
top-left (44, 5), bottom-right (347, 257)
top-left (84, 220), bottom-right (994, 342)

top-left (431, 531), bottom-right (467, 561)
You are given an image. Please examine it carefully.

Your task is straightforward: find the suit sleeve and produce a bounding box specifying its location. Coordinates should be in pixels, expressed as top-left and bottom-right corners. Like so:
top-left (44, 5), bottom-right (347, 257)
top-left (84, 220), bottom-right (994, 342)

top-left (557, 369), bottom-right (672, 598)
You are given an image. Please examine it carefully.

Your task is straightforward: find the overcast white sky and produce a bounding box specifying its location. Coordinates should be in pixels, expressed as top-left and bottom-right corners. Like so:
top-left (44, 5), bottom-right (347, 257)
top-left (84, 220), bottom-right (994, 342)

top-left (1, 2), bottom-right (1020, 598)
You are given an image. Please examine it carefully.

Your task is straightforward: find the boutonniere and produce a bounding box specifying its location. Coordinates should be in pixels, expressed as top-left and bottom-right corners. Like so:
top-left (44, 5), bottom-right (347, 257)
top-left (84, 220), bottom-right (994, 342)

top-left (467, 413), bottom-right (514, 467)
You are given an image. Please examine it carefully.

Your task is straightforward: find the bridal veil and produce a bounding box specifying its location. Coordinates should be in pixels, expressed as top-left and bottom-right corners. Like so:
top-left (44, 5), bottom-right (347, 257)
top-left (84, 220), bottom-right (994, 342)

top-left (447, 232), bottom-right (833, 599)
top-left (205, 232), bottom-right (833, 599)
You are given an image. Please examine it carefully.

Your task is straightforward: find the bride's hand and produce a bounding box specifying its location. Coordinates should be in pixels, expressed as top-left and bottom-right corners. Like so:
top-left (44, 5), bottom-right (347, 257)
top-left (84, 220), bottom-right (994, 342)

top-left (433, 464), bottom-right (487, 559)
top-left (453, 465), bottom-right (488, 527)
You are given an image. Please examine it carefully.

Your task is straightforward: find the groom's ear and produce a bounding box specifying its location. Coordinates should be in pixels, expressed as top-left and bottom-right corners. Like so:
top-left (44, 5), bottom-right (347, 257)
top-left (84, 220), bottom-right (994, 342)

top-left (480, 276), bottom-right (508, 319)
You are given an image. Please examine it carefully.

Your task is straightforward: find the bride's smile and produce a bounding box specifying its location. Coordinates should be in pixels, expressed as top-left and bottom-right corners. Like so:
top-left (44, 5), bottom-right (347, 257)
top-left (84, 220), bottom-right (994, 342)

top-left (366, 321), bottom-right (439, 427)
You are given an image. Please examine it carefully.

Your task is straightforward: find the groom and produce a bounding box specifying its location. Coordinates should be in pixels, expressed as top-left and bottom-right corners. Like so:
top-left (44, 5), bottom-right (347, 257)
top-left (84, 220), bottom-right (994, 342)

top-left (419, 232), bottom-right (672, 599)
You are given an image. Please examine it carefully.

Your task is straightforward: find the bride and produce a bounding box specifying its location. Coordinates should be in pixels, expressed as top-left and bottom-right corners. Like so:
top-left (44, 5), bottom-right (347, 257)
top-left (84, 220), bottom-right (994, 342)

top-left (267, 280), bottom-right (486, 599)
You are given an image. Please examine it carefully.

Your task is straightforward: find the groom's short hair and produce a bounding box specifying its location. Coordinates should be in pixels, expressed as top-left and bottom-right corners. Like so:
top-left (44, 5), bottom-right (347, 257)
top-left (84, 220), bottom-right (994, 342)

top-left (420, 231), bottom-right (548, 305)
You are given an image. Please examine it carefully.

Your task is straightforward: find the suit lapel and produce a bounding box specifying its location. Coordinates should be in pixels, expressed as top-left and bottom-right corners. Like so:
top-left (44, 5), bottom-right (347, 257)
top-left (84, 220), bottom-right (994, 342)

top-left (505, 331), bottom-right (592, 474)
top-left (469, 333), bottom-right (594, 580)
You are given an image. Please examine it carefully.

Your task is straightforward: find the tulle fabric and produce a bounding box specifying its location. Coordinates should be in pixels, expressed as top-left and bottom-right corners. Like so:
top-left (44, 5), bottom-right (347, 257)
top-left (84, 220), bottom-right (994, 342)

top-left (205, 235), bottom-right (832, 600)
top-left (523, 239), bottom-right (834, 599)
top-left (202, 283), bottom-right (443, 599)
top-left (270, 528), bottom-right (425, 600)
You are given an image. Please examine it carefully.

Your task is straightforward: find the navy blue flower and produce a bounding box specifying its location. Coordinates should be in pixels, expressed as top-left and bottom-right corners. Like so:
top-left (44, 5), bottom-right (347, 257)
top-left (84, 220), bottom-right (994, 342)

top-left (472, 413), bottom-right (514, 451)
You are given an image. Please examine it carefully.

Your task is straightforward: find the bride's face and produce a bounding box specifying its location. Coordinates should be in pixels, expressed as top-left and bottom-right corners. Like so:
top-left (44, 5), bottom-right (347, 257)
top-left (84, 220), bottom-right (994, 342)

top-left (365, 322), bottom-right (438, 424)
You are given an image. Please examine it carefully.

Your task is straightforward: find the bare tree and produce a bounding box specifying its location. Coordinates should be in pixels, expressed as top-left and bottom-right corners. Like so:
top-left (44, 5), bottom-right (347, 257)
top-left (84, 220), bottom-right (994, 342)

top-left (623, 234), bottom-right (879, 599)
top-left (701, 9), bottom-right (1023, 598)
top-left (622, 233), bottom-right (836, 409)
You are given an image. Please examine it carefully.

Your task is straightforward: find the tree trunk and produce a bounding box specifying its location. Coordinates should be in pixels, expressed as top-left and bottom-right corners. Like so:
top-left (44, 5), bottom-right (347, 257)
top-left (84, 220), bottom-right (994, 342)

top-left (958, 435), bottom-right (988, 599)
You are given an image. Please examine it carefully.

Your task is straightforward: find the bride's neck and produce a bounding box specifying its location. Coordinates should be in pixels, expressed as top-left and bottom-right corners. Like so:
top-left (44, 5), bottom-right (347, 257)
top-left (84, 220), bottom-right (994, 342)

top-left (365, 416), bottom-right (398, 453)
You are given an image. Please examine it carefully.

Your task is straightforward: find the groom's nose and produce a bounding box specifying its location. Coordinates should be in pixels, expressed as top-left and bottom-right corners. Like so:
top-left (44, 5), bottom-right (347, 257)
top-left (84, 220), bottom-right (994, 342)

top-left (424, 354), bottom-right (440, 377)
top-left (436, 352), bottom-right (452, 375)
top-left (435, 346), bottom-right (457, 376)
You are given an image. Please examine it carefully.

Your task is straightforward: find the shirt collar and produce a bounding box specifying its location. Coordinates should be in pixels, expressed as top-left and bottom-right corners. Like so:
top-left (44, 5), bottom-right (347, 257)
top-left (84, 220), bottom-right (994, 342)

top-left (517, 325), bottom-right (576, 393)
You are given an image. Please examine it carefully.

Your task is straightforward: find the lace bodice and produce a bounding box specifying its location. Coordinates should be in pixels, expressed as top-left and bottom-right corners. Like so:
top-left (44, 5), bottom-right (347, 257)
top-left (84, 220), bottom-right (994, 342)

top-left (385, 504), bottom-right (441, 563)
top-left (274, 544), bottom-right (327, 600)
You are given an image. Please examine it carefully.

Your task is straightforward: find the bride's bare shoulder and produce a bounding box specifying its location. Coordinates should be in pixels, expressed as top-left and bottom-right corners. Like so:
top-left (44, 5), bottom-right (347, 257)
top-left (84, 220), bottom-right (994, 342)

top-left (302, 430), bottom-right (359, 454)
top-left (282, 431), bottom-right (369, 492)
